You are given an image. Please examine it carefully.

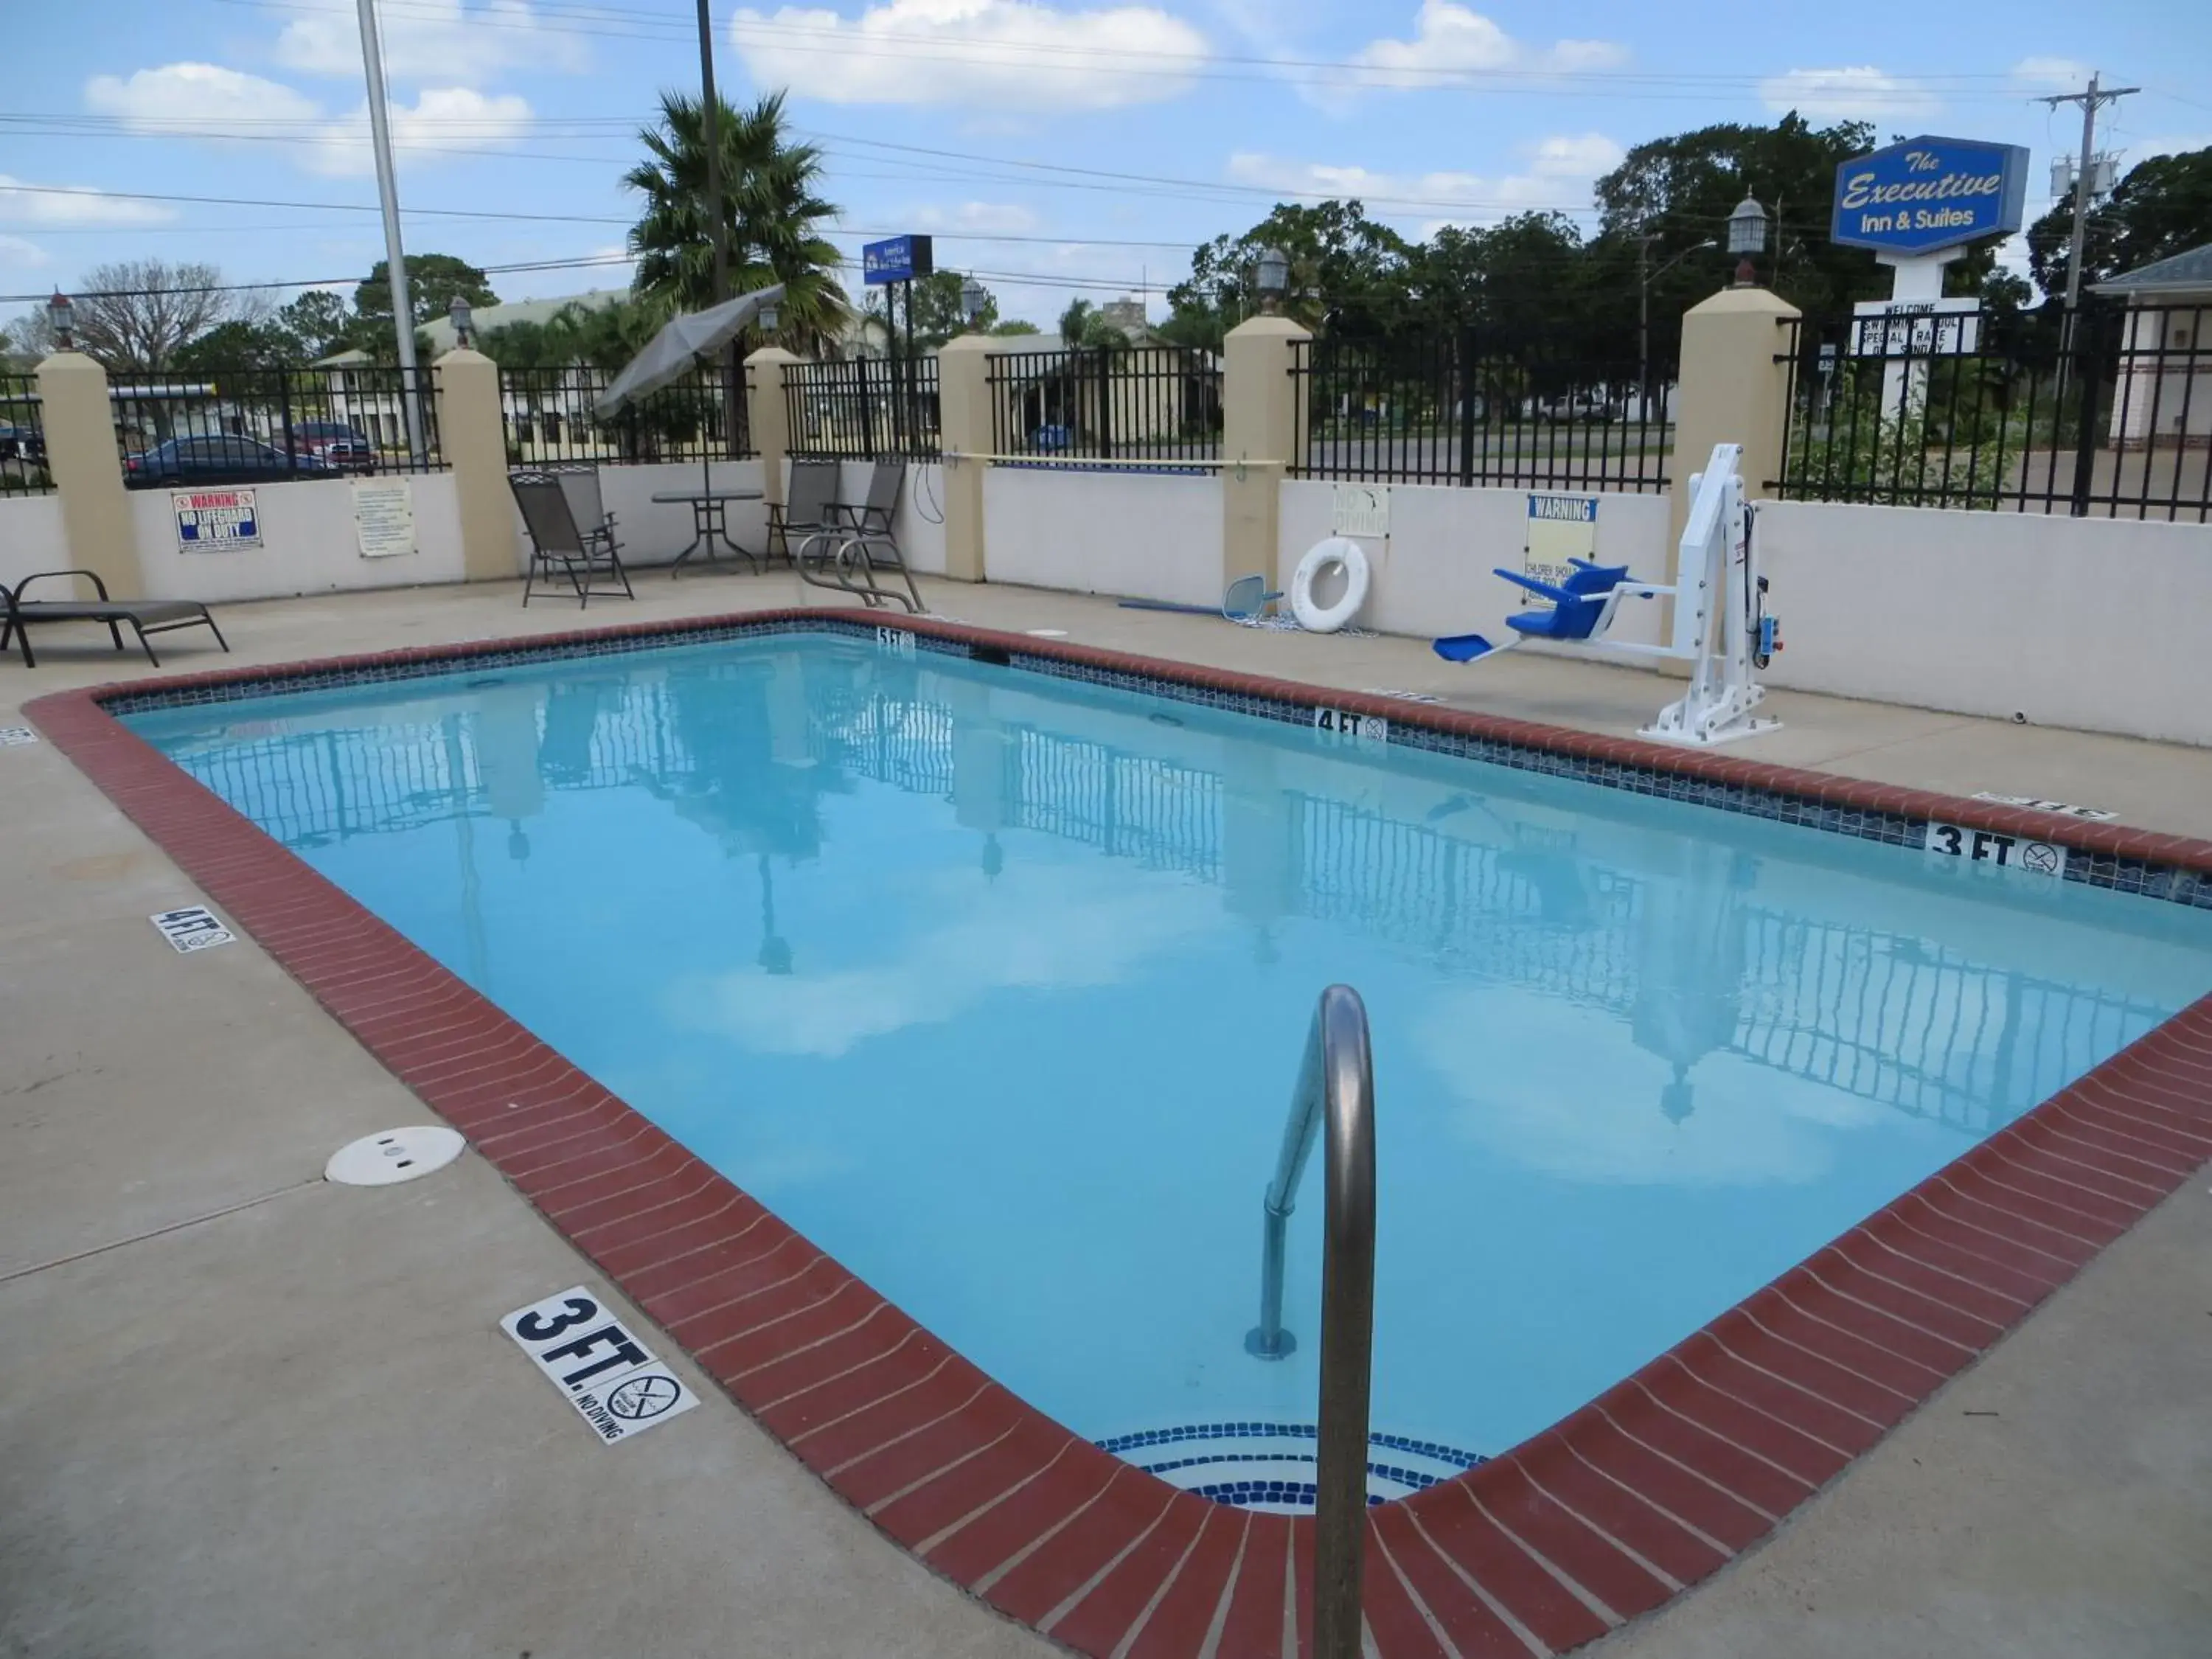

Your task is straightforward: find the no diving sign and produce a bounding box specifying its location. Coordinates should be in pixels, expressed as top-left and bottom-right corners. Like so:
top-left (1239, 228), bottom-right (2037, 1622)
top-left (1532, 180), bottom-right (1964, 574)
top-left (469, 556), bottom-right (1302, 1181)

top-left (501, 1286), bottom-right (698, 1445)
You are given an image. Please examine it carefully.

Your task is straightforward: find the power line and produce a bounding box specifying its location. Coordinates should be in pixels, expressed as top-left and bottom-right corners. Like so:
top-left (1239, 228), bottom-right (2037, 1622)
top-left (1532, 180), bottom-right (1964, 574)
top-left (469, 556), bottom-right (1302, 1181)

top-left (204, 0), bottom-right (2059, 101)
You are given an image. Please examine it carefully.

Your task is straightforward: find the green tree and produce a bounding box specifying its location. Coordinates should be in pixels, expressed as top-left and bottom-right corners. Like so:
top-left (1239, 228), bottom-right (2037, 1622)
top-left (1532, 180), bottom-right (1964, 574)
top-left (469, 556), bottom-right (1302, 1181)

top-left (172, 319), bottom-right (295, 372)
top-left (2026, 146), bottom-right (2212, 297)
top-left (1593, 113), bottom-right (1893, 321)
top-left (1055, 298), bottom-right (1127, 348)
top-left (1164, 201), bottom-right (1412, 347)
top-left (988, 318), bottom-right (1041, 336)
top-left (624, 89), bottom-right (846, 349)
top-left (354, 254), bottom-right (498, 330)
top-left (275, 290), bottom-right (355, 358)
top-left (860, 270), bottom-right (999, 352)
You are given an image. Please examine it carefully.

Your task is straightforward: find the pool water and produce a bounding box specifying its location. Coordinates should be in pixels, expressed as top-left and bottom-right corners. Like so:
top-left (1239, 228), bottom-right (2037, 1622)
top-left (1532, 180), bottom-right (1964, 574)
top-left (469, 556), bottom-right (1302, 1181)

top-left (129, 633), bottom-right (2212, 1503)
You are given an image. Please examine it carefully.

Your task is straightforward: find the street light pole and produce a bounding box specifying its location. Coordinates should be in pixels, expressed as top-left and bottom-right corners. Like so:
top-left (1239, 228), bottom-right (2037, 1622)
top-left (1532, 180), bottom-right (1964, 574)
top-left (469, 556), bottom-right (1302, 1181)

top-left (353, 0), bottom-right (425, 463)
top-left (1638, 234), bottom-right (1716, 420)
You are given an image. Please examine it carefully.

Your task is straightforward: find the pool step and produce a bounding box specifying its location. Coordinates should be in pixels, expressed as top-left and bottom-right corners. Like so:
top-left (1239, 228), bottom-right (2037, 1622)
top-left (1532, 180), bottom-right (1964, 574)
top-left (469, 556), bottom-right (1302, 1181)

top-left (1094, 1422), bottom-right (1486, 1513)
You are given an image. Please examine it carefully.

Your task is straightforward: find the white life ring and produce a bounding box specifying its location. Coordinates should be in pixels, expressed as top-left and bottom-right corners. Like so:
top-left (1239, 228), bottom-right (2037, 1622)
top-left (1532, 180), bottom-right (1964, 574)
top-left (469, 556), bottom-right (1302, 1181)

top-left (1291, 537), bottom-right (1371, 633)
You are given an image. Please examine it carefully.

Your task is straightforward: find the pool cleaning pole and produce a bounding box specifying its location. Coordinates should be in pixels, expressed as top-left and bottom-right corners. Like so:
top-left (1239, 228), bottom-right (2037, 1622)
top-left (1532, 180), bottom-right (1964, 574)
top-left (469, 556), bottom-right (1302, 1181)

top-left (352, 0), bottom-right (425, 465)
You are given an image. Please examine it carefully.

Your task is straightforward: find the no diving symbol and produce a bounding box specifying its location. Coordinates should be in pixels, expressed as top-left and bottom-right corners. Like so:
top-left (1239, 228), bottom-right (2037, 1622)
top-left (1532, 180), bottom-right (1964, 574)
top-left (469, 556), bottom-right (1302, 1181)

top-left (2021, 841), bottom-right (2062, 876)
top-left (608, 1374), bottom-right (683, 1421)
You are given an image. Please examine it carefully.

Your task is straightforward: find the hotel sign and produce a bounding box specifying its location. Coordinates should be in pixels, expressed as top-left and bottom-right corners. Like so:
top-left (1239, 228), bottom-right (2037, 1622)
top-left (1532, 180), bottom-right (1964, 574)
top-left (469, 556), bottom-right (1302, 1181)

top-left (1831, 136), bottom-right (2029, 257)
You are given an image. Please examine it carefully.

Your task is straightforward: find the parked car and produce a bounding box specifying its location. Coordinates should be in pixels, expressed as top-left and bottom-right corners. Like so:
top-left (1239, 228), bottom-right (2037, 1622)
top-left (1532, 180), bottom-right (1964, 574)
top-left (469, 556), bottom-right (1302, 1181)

top-left (123, 435), bottom-right (337, 488)
top-left (288, 420), bottom-right (376, 472)
top-left (0, 420), bottom-right (44, 465)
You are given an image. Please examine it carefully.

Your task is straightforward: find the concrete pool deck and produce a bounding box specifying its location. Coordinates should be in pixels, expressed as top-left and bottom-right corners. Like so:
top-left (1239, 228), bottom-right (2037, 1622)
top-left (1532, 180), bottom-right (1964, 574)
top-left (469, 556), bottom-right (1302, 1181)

top-left (2, 571), bottom-right (2207, 1658)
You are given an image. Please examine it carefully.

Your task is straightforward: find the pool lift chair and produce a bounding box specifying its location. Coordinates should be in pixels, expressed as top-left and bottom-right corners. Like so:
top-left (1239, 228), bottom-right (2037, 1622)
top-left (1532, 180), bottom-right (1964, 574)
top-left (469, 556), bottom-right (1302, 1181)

top-left (1432, 442), bottom-right (1781, 748)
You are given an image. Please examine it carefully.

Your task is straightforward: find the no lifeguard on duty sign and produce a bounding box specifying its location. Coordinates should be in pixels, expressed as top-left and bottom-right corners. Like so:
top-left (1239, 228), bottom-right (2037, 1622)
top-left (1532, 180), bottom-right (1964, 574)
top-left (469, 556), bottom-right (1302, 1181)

top-left (173, 487), bottom-right (262, 552)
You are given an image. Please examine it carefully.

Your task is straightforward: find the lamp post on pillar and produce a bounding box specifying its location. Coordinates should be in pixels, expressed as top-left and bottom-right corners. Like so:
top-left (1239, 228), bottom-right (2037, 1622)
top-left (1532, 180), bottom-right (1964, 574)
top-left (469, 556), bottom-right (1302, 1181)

top-left (1256, 246), bottom-right (1289, 316)
top-left (1726, 196), bottom-right (1768, 289)
top-left (960, 276), bottom-right (990, 333)
top-left (46, 291), bottom-right (74, 351)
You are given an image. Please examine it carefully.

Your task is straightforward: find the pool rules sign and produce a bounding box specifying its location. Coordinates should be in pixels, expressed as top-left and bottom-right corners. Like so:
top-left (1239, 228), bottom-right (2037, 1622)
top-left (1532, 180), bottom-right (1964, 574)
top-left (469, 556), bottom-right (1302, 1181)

top-left (501, 1286), bottom-right (699, 1445)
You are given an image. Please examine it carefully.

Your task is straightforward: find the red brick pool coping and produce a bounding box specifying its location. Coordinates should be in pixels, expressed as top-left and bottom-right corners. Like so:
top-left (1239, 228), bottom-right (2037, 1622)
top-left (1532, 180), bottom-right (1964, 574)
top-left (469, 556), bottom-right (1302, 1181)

top-left (26, 606), bottom-right (2212, 1659)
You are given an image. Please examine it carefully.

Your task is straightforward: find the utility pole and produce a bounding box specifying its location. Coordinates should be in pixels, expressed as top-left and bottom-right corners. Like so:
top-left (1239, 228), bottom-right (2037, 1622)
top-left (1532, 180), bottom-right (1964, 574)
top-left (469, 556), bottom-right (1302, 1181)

top-left (2039, 73), bottom-right (2139, 307)
top-left (693, 0), bottom-right (735, 466)
top-left (353, 0), bottom-right (425, 463)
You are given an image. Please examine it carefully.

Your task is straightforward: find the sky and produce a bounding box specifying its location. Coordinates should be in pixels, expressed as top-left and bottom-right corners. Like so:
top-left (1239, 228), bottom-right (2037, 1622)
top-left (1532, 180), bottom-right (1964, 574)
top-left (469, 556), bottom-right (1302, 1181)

top-left (4, 0), bottom-right (2208, 334)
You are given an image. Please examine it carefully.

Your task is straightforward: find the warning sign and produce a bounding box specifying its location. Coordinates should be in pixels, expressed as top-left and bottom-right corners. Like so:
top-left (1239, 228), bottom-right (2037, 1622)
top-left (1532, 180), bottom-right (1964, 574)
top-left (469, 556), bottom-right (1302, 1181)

top-left (1523, 494), bottom-right (1597, 607)
top-left (500, 1286), bottom-right (698, 1445)
top-left (173, 488), bottom-right (262, 551)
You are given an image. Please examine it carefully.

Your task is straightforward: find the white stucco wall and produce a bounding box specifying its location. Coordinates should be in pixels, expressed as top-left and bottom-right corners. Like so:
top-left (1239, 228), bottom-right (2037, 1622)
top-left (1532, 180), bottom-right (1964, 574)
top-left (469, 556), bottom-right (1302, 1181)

top-left (122, 473), bottom-right (470, 604)
top-left (1276, 479), bottom-right (1674, 647)
top-left (1757, 501), bottom-right (2212, 746)
top-left (984, 466), bottom-right (1223, 606)
top-left (0, 493), bottom-right (72, 593)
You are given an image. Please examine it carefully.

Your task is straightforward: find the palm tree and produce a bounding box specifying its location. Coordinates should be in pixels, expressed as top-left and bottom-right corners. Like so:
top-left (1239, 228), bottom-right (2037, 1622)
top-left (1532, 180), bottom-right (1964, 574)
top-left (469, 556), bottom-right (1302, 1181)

top-left (624, 90), bottom-right (848, 350)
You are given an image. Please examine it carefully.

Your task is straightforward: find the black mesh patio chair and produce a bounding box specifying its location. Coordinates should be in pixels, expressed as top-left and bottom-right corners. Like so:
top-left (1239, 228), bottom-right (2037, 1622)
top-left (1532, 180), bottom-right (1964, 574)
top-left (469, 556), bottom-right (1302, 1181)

top-left (511, 469), bottom-right (634, 609)
top-left (549, 464), bottom-right (621, 562)
top-left (1, 570), bottom-right (228, 668)
top-left (766, 456), bottom-right (843, 568)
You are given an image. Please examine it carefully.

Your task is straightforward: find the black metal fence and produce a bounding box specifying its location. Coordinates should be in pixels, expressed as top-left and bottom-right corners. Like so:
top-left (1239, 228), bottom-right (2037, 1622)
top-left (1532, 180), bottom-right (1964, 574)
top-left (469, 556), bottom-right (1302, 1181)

top-left (1289, 330), bottom-right (1672, 492)
top-left (498, 364), bottom-right (753, 467)
top-left (1, 373), bottom-right (48, 496)
top-left (987, 346), bottom-right (1222, 466)
top-left (108, 364), bottom-right (445, 486)
top-left (1773, 296), bottom-right (2212, 521)
top-left (785, 357), bottom-right (940, 458)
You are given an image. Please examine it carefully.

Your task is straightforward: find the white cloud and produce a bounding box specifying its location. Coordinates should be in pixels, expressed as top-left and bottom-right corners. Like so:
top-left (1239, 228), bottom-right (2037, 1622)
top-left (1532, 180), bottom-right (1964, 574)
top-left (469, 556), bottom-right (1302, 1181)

top-left (2125, 132), bottom-right (2212, 162)
top-left (83, 65), bottom-right (529, 179)
top-left (0, 173), bottom-right (177, 227)
top-left (1225, 133), bottom-right (1622, 225)
top-left (1758, 66), bottom-right (1941, 123)
top-left (1417, 985), bottom-right (1955, 1188)
top-left (665, 858), bottom-right (1225, 1059)
top-left (1333, 1), bottom-right (1627, 102)
top-left (86, 62), bottom-right (321, 131)
top-left (908, 201), bottom-right (1043, 235)
top-left (273, 0), bottom-right (582, 82)
top-left (729, 0), bottom-right (1209, 110)
top-left (0, 235), bottom-right (50, 269)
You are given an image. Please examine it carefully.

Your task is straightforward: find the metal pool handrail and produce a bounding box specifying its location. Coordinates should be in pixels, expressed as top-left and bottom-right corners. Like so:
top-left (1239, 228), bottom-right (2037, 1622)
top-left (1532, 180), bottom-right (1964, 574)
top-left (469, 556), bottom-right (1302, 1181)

top-left (1245, 984), bottom-right (1376, 1659)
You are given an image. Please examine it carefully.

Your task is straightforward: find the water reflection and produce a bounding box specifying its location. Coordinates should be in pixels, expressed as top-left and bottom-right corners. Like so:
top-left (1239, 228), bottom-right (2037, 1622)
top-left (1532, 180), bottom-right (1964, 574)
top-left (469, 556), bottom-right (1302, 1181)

top-left (159, 641), bottom-right (2190, 1136)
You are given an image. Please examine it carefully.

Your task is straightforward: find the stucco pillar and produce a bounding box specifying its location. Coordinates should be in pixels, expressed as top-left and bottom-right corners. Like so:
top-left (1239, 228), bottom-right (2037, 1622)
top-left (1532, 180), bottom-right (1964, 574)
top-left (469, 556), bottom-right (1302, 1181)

top-left (1221, 315), bottom-right (1309, 594)
top-left (35, 350), bottom-right (141, 595)
top-left (744, 346), bottom-right (799, 510)
top-left (935, 334), bottom-right (993, 583)
top-left (434, 347), bottom-right (520, 582)
top-left (1667, 285), bottom-right (1800, 549)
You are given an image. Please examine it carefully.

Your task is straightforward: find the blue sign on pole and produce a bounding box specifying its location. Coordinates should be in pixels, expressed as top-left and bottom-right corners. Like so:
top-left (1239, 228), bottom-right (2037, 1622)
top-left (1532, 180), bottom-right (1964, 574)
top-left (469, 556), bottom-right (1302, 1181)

top-left (862, 234), bottom-right (935, 285)
top-left (1831, 136), bottom-right (2030, 257)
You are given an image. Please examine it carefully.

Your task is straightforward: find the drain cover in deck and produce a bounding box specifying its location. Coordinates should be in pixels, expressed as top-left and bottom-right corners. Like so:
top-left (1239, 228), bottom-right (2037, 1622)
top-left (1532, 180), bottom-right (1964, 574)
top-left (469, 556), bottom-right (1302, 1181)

top-left (325, 1126), bottom-right (466, 1186)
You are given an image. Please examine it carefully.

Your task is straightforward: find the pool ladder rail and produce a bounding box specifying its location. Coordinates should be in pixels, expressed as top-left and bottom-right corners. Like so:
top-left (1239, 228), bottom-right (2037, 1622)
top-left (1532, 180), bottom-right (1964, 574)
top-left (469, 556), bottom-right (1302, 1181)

top-left (1247, 985), bottom-right (1376, 1659)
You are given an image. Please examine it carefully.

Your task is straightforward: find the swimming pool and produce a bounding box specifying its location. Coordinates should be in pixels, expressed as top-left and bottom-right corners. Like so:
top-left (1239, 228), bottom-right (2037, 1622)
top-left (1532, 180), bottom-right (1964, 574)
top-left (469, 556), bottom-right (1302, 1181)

top-left (119, 622), bottom-right (2212, 1520)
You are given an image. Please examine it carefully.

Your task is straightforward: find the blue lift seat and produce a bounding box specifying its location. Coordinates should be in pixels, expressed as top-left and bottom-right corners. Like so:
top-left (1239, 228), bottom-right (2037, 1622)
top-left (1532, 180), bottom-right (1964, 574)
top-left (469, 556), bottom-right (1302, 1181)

top-left (1497, 559), bottom-right (1631, 642)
